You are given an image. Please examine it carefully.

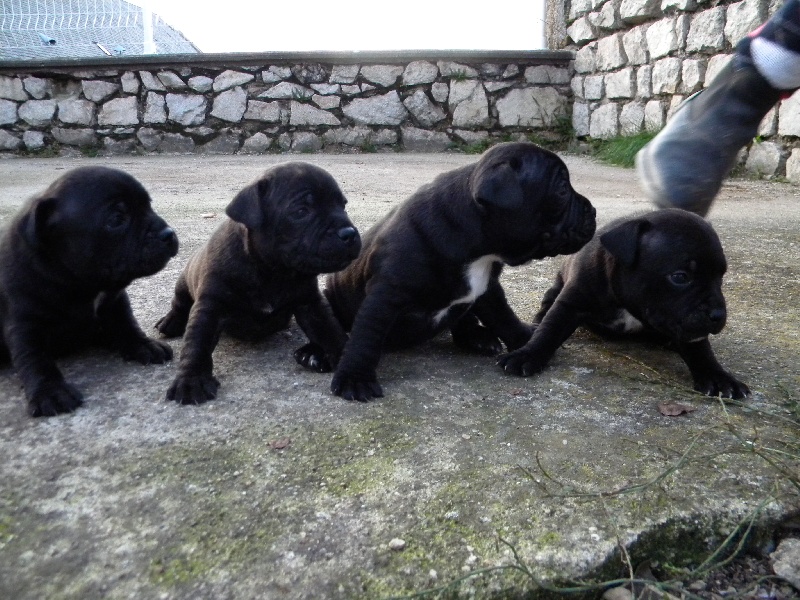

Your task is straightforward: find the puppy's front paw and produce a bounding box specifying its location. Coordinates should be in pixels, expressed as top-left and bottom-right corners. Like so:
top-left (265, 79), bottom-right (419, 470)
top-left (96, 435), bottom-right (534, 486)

top-left (497, 348), bottom-right (549, 377)
top-left (331, 370), bottom-right (383, 402)
top-left (505, 324), bottom-right (537, 352)
top-left (693, 370), bottom-right (750, 400)
top-left (155, 310), bottom-right (188, 338)
top-left (121, 337), bottom-right (173, 365)
top-left (28, 381), bottom-right (84, 417)
top-left (293, 343), bottom-right (333, 373)
top-left (166, 373), bottom-right (220, 405)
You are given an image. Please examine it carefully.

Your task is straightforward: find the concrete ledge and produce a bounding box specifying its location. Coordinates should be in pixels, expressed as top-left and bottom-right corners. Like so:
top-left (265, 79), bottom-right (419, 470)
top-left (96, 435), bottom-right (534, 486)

top-left (0, 50), bottom-right (574, 72)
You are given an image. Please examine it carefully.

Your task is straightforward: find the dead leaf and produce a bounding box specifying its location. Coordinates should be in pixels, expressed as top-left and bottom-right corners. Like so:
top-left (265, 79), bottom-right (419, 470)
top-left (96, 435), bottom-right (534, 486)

top-left (657, 402), bottom-right (697, 417)
top-left (269, 437), bottom-right (291, 450)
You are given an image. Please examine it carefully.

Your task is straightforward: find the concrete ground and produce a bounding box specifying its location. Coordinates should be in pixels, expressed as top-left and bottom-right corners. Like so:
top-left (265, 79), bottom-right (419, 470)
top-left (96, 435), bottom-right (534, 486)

top-left (0, 151), bottom-right (797, 599)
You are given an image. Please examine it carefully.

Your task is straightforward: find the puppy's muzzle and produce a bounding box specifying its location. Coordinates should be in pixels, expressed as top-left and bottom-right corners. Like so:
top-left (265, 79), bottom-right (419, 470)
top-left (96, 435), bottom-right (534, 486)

top-left (139, 222), bottom-right (179, 275)
top-left (649, 303), bottom-right (727, 341)
top-left (544, 196), bottom-right (596, 256)
top-left (292, 223), bottom-right (361, 273)
top-left (709, 307), bottom-right (726, 329)
top-left (159, 226), bottom-right (180, 257)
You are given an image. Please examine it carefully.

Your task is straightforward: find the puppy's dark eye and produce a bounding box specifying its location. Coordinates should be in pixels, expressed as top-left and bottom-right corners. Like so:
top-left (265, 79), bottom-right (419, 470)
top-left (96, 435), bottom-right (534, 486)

top-left (290, 194), bottom-right (314, 220)
top-left (291, 206), bottom-right (311, 220)
top-left (105, 204), bottom-right (130, 230)
top-left (668, 271), bottom-right (691, 286)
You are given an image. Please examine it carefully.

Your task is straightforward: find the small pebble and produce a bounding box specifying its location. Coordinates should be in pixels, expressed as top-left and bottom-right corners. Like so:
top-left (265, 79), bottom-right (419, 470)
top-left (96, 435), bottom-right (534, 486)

top-left (601, 586), bottom-right (633, 600)
top-left (388, 538), bottom-right (406, 551)
top-left (689, 580), bottom-right (707, 592)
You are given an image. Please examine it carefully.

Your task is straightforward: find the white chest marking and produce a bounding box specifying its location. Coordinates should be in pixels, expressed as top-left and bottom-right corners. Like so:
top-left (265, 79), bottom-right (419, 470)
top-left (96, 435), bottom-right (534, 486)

top-left (433, 254), bottom-right (502, 325)
top-left (608, 309), bottom-right (644, 333)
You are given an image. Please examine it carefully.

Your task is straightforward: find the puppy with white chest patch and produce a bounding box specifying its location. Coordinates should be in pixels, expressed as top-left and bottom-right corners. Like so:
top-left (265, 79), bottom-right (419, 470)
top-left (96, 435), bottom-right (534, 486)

top-left (325, 142), bottom-right (597, 401)
top-left (498, 208), bottom-right (750, 399)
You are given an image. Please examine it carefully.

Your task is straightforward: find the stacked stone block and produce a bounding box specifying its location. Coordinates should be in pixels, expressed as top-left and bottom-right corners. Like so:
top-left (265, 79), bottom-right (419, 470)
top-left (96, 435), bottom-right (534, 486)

top-left (566, 0), bottom-right (800, 182)
top-left (0, 55), bottom-right (571, 156)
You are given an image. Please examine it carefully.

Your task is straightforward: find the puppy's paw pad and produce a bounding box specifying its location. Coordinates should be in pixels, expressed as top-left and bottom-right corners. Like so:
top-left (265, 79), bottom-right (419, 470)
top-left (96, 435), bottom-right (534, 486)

top-left (122, 338), bottom-right (174, 365)
top-left (166, 374), bottom-right (220, 405)
top-left (293, 343), bottom-right (333, 373)
top-left (28, 382), bottom-right (84, 417)
top-left (331, 372), bottom-right (383, 402)
top-left (497, 350), bottom-right (547, 377)
top-left (155, 311), bottom-right (188, 338)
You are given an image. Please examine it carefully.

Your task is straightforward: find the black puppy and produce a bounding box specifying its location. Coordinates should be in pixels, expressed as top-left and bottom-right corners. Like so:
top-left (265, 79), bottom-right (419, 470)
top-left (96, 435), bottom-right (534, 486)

top-left (325, 142), bottom-right (596, 401)
top-left (0, 166), bottom-right (179, 417)
top-left (498, 208), bottom-right (750, 399)
top-left (156, 162), bottom-right (361, 405)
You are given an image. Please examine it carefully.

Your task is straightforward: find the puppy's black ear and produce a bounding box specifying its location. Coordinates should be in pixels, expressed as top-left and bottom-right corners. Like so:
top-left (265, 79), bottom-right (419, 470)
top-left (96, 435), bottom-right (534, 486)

top-left (226, 179), bottom-right (268, 228)
top-left (472, 161), bottom-right (524, 210)
top-left (600, 219), bottom-right (651, 268)
top-left (21, 197), bottom-right (59, 249)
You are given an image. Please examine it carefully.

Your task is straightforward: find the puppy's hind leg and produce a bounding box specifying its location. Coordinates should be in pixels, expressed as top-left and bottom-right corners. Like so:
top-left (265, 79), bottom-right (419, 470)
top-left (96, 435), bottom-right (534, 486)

top-left (95, 289), bottom-right (173, 364)
top-left (156, 275), bottom-right (193, 338)
top-left (468, 279), bottom-right (534, 352)
top-left (294, 292), bottom-right (349, 373)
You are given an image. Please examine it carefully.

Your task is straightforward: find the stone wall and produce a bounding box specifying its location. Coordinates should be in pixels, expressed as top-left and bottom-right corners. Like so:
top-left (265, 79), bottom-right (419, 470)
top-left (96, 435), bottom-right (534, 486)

top-left (564, 0), bottom-right (800, 182)
top-left (0, 51), bottom-right (572, 156)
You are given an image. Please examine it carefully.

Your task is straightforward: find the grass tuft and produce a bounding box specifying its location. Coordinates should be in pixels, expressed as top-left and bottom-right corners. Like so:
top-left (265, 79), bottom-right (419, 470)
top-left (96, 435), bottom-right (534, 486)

top-left (593, 132), bottom-right (656, 168)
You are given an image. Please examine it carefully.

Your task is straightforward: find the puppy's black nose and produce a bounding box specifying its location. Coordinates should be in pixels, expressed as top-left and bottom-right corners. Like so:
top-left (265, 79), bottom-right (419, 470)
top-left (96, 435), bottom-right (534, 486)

top-left (159, 226), bottom-right (179, 256)
top-left (337, 226), bottom-right (358, 242)
top-left (709, 308), bottom-right (726, 323)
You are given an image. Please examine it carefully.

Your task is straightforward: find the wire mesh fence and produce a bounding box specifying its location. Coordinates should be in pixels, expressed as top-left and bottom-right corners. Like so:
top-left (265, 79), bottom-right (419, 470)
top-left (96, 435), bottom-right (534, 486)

top-left (1, 0), bottom-right (198, 59)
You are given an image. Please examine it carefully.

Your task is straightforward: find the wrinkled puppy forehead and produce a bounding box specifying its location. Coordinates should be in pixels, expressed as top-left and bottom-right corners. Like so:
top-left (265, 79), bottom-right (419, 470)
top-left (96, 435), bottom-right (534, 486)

top-left (265, 162), bottom-right (345, 200)
top-left (479, 141), bottom-right (565, 176)
top-left (43, 166), bottom-right (152, 208)
top-left (641, 209), bottom-right (727, 272)
top-left (473, 142), bottom-right (573, 199)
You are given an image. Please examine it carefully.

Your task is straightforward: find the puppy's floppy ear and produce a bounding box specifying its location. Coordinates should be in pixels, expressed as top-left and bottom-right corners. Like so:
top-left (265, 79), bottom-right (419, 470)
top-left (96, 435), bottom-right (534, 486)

top-left (600, 219), bottom-right (651, 268)
top-left (226, 178), bottom-right (269, 228)
top-left (471, 160), bottom-right (524, 210)
top-left (21, 197), bottom-right (59, 249)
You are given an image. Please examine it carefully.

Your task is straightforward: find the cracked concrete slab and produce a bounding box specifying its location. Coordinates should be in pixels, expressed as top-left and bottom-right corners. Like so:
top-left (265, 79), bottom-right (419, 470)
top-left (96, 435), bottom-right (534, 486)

top-left (0, 152), bottom-right (797, 599)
